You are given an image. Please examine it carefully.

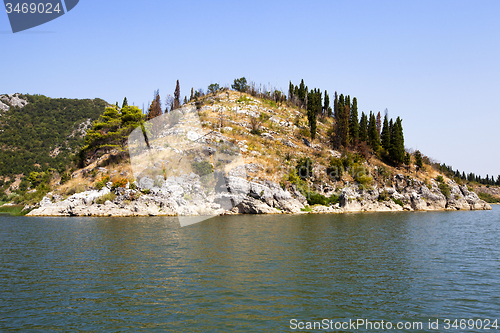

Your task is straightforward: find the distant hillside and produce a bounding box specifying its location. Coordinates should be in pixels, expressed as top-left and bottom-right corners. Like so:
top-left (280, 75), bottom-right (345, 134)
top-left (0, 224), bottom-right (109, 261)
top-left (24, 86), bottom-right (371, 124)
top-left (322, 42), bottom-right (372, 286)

top-left (0, 93), bottom-right (107, 192)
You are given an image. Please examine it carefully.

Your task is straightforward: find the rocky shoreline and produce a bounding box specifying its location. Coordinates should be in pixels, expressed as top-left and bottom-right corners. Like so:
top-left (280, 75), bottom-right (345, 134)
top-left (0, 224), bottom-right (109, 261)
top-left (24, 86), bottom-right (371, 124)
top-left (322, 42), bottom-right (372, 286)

top-left (27, 172), bottom-right (491, 217)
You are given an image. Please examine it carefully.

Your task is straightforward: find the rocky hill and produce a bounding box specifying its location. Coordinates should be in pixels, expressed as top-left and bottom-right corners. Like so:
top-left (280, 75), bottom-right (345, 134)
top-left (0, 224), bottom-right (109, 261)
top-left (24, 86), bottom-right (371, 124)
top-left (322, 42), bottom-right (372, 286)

top-left (26, 89), bottom-right (492, 218)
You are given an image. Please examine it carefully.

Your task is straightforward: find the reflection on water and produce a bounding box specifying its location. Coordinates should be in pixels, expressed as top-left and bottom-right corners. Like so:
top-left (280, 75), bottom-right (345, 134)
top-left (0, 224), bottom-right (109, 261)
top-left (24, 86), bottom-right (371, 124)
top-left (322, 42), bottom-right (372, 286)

top-left (1, 207), bottom-right (499, 332)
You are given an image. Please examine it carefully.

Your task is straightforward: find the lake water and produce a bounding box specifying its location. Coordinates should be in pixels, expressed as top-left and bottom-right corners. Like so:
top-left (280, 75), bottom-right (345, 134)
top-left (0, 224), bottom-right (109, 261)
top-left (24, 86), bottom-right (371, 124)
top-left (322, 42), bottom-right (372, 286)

top-left (1, 207), bottom-right (500, 332)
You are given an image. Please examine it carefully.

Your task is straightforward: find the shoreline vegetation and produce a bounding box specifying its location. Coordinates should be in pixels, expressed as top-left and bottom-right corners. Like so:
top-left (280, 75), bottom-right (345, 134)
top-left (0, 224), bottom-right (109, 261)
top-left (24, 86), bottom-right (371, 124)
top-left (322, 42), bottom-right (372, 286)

top-left (1, 79), bottom-right (498, 217)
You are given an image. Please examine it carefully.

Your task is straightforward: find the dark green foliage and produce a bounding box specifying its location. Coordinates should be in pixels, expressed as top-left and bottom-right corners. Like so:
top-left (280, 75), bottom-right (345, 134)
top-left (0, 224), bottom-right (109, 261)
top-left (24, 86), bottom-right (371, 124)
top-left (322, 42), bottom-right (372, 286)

top-left (376, 111), bottom-right (382, 137)
top-left (323, 90), bottom-right (332, 117)
top-left (435, 176), bottom-right (451, 198)
top-left (333, 93), bottom-right (350, 148)
top-left (297, 79), bottom-right (306, 105)
top-left (174, 80), bottom-right (181, 110)
top-left (349, 97), bottom-right (359, 145)
top-left (404, 152), bottom-right (411, 165)
top-left (415, 150), bottom-right (423, 170)
top-left (191, 161), bottom-right (213, 177)
top-left (368, 111), bottom-right (380, 151)
top-left (0, 94), bottom-right (106, 177)
top-left (208, 83), bottom-right (220, 95)
top-left (381, 114), bottom-right (391, 151)
top-left (307, 192), bottom-right (339, 206)
top-left (122, 97), bottom-right (128, 108)
top-left (232, 77), bottom-right (248, 92)
top-left (438, 182), bottom-right (451, 198)
top-left (80, 105), bottom-right (144, 165)
top-left (296, 157), bottom-right (314, 179)
top-left (306, 88), bottom-right (321, 141)
top-left (389, 117), bottom-right (405, 164)
top-left (359, 112), bottom-right (368, 142)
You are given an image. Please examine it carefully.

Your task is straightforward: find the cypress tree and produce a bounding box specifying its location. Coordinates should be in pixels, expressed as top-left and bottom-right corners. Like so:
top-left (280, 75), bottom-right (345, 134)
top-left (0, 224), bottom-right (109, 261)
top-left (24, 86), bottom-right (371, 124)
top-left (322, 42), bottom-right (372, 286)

top-left (349, 97), bottom-right (359, 145)
top-left (404, 152), bottom-right (411, 165)
top-left (147, 91), bottom-right (162, 121)
top-left (306, 89), bottom-right (318, 141)
top-left (324, 90), bottom-right (331, 117)
top-left (333, 94), bottom-right (350, 148)
top-left (174, 80), bottom-right (181, 110)
top-left (381, 114), bottom-right (390, 151)
top-left (359, 112), bottom-right (368, 142)
top-left (368, 111), bottom-right (380, 151)
top-left (389, 117), bottom-right (405, 164)
top-left (298, 79), bottom-right (306, 105)
top-left (190, 88), bottom-right (194, 101)
top-left (122, 97), bottom-right (128, 108)
top-left (376, 111), bottom-right (382, 137)
top-left (289, 81), bottom-right (294, 101)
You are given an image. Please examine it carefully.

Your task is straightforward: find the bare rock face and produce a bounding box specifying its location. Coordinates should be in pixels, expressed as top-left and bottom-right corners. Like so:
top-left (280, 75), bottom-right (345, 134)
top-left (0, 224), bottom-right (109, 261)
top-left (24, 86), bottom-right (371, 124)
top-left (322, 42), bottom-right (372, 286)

top-left (235, 197), bottom-right (281, 214)
top-left (28, 168), bottom-right (490, 217)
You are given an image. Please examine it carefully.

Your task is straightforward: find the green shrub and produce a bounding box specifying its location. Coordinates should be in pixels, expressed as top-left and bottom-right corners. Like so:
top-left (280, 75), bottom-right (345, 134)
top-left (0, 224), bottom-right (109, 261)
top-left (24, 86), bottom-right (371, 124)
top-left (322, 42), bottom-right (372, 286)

top-left (301, 205), bottom-right (312, 212)
top-left (259, 112), bottom-right (270, 122)
top-left (191, 161), bottom-right (214, 177)
top-left (94, 192), bottom-right (116, 205)
top-left (435, 175), bottom-right (444, 183)
top-left (95, 175), bottom-right (110, 190)
top-left (392, 198), bottom-right (404, 207)
top-left (141, 189), bottom-right (150, 194)
top-left (378, 190), bottom-right (390, 202)
top-left (306, 191), bottom-right (339, 206)
top-left (352, 164), bottom-right (372, 186)
top-left (438, 182), bottom-right (451, 199)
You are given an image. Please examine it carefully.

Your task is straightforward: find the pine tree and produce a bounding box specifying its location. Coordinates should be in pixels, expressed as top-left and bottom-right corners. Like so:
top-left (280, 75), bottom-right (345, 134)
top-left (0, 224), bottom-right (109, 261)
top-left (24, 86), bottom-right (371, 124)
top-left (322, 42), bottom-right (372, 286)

top-left (359, 112), bottom-right (368, 142)
top-left (183, 96), bottom-right (188, 104)
top-left (349, 97), bottom-right (359, 145)
top-left (368, 111), bottom-right (380, 151)
top-left (190, 88), bottom-right (194, 101)
top-left (381, 114), bottom-right (390, 151)
top-left (122, 97), bottom-right (128, 108)
top-left (376, 111), bottom-right (382, 137)
top-left (174, 80), bottom-right (181, 110)
top-left (389, 117), bottom-right (405, 164)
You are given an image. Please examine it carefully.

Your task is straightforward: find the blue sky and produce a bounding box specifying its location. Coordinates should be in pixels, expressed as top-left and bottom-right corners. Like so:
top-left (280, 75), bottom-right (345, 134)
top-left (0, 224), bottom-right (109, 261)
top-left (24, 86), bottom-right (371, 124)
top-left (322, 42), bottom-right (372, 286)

top-left (1, 0), bottom-right (499, 177)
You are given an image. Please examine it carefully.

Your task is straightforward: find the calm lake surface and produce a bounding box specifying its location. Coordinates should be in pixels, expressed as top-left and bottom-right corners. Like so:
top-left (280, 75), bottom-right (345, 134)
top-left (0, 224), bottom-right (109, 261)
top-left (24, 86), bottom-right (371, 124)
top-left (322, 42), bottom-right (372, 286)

top-left (1, 207), bottom-right (500, 332)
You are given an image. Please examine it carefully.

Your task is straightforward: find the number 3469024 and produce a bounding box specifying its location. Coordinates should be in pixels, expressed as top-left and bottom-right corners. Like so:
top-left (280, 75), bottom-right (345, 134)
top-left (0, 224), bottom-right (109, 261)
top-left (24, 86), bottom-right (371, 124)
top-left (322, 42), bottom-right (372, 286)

top-left (5, 3), bottom-right (62, 14)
